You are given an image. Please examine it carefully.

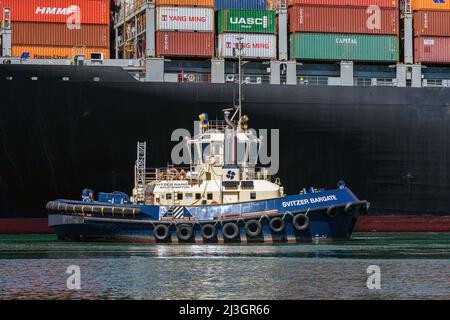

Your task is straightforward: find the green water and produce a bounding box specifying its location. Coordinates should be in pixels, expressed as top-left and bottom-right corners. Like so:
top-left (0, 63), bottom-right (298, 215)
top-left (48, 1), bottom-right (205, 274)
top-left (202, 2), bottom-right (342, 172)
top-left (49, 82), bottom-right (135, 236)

top-left (0, 233), bottom-right (449, 300)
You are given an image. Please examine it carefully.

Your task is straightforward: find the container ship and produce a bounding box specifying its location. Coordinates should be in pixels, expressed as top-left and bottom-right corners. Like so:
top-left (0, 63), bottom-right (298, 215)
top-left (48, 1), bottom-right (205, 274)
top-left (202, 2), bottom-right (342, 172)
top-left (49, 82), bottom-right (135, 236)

top-left (1, 0), bottom-right (450, 233)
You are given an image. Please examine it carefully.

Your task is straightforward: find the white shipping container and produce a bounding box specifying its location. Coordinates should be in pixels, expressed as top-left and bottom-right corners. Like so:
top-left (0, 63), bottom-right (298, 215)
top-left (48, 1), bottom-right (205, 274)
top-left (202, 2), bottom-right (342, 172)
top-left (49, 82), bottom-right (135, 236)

top-left (156, 6), bottom-right (214, 31)
top-left (218, 33), bottom-right (277, 59)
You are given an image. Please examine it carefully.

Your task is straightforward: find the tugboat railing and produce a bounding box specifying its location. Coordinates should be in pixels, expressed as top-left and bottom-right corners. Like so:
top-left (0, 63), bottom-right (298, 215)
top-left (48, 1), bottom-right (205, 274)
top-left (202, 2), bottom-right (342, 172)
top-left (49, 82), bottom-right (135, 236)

top-left (142, 166), bottom-right (272, 183)
top-left (205, 120), bottom-right (238, 131)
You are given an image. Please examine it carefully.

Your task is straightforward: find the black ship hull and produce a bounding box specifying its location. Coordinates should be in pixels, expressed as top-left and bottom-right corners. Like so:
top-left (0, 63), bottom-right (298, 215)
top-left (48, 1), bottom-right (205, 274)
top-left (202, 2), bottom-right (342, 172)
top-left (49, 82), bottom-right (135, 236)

top-left (1, 65), bottom-right (449, 219)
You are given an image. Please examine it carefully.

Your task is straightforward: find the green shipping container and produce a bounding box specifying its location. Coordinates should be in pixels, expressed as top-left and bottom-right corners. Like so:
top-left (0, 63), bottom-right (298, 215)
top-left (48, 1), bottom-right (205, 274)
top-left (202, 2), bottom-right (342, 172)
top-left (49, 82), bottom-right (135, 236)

top-left (217, 9), bottom-right (276, 34)
top-left (290, 33), bottom-right (399, 62)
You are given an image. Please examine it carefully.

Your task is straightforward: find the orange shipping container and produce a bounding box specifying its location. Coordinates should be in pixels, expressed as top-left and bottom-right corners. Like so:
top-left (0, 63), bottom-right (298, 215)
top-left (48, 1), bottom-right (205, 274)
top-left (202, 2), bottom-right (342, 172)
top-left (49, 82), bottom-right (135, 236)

top-left (0, 0), bottom-right (109, 24)
top-left (412, 0), bottom-right (450, 11)
top-left (12, 22), bottom-right (109, 47)
top-left (12, 45), bottom-right (110, 59)
top-left (155, 0), bottom-right (214, 7)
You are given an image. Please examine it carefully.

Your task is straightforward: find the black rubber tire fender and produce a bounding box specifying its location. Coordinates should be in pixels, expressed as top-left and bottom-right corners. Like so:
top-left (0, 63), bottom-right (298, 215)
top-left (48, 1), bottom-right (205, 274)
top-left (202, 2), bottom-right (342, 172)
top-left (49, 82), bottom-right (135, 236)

top-left (326, 206), bottom-right (338, 218)
top-left (359, 202), bottom-right (369, 215)
top-left (344, 203), bottom-right (355, 215)
top-left (292, 214), bottom-right (310, 231)
top-left (176, 224), bottom-right (193, 241)
top-left (222, 222), bottom-right (240, 240)
top-left (201, 224), bottom-right (216, 240)
top-left (245, 219), bottom-right (262, 237)
top-left (269, 217), bottom-right (286, 233)
top-left (154, 224), bottom-right (170, 241)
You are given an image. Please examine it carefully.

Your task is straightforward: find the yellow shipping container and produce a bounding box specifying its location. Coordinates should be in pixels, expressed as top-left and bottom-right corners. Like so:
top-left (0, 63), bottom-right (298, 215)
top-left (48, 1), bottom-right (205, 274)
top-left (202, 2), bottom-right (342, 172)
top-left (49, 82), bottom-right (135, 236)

top-left (412, 0), bottom-right (450, 11)
top-left (12, 45), bottom-right (110, 60)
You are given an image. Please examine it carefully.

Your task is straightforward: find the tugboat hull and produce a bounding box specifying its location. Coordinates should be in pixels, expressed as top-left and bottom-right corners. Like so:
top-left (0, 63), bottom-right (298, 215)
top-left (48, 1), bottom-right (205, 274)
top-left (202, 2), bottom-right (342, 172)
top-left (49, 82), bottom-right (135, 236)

top-left (48, 202), bottom-right (366, 243)
top-left (47, 183), bottom-right (367, 243)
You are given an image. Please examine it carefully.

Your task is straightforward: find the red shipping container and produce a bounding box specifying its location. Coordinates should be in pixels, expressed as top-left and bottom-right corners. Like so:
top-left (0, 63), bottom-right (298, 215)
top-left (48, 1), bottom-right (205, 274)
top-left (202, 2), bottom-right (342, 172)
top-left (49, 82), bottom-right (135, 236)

top-left (413, 10), bottom-right (450, 37)
top-left (289, 5), bottom-right (398, 35)
top-left (156, 31), bottom-right (214, 57)
top-left (288, 0), bottom-right (398, 8)
top-left (414, 37), bottom-right (450, 64)
top-left (0, 0), bottom-right (109, 25)
top-left (12, 22), bottom-right (109, 47)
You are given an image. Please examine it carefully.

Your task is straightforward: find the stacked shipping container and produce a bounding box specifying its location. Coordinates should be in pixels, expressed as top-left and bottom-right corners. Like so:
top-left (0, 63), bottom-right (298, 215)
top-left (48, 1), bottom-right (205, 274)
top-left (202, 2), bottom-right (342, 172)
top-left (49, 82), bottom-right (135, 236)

top-left (215, 0), bottom-right (267, 10)
top-left (413, 0), bottom-right (450, 64)
top-left (0, 0), bottom-right (110, 59)
top-left (216, 4), bottom-right (277, 59)
top-left (288, 0), bottom-right (399, 62)
top-left (155, 0), bottom-right (215, 57)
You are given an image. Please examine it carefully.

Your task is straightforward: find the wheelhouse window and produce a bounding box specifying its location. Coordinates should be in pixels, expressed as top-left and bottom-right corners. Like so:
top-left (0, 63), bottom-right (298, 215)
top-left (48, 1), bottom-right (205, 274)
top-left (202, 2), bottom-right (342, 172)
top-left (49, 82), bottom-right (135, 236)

top-left (212, 142), bottom-right (221, 156)
top-left (202, 143), bottom-right (210, 162)
top-left (207, 193), bottom-right (213, 200)
top-left (190, 143), bottom-right (202, 164)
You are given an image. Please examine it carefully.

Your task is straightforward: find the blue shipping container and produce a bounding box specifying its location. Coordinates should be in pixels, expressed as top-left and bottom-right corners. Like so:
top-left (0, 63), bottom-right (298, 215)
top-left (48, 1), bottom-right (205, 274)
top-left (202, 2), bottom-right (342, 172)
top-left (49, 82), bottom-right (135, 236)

top-left (214, 0), bottom-right (266, 10)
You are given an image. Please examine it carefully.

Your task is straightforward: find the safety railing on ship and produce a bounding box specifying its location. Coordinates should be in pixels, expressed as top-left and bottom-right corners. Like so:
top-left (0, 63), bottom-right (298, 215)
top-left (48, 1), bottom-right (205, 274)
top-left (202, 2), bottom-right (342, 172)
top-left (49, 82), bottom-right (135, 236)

top-left (354, 78), bottom-right (396, 87)
top-left (143, 166), bottom-right (272, 183)
top-left (423, 79), bottom-right (450, 88)
top-left (298, 76), bottom-right (329, 86)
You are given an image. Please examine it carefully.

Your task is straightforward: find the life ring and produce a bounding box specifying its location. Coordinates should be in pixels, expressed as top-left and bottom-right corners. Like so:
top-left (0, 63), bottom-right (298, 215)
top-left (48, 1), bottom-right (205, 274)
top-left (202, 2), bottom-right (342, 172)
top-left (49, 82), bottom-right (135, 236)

top-left (245, 220), bottom-right (262, 237)
top-left (154, 224), bottom-right (170, 241)
top-left (269, 217), bottom-right (285, 233)
top-left (201, 224), bottom-right (216, 240)
top-left (168, 168), bottom-right (179, 180)
top-left (222, 222), bottom-right (240, 240)
top-left (178, 169), bottom-right (186, 180)
top-left (208, 155), bottom-right (216, 165)
top-left (344, 203), bottom-right (354, 215)
top-left (176, 224), bottom-right (193, 241)
top-left (292, 214), bottom-right (310, 231)
top-left (187, 73), bottom-right (196, 82)
top-left (326, 206), bottom-right (338, 218)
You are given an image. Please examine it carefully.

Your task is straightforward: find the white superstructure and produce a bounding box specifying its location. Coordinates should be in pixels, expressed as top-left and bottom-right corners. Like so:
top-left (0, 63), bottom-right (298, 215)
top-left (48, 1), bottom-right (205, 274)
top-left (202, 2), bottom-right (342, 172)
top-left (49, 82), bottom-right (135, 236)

top-left (132, 113), bottom-right (284, 206)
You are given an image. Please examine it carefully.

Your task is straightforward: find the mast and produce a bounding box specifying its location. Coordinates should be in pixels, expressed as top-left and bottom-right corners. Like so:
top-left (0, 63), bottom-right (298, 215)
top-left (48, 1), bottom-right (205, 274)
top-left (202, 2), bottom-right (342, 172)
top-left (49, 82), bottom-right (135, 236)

top-left (233, 35), bottom-right (245, 121)
top-left (238, 37), bottom-right (242, 120)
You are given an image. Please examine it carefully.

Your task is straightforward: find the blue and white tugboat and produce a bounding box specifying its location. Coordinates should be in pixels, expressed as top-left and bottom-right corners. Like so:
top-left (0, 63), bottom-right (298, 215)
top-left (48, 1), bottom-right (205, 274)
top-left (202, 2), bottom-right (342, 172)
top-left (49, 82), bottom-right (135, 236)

top-left (46, 45), bottom-right (368, 243)
top-left (46, 106), bottom-right (368, 243)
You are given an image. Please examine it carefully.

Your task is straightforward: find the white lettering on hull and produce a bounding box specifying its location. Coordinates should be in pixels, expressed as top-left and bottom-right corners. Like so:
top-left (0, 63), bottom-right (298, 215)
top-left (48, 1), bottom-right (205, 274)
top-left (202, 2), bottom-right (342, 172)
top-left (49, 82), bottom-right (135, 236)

top-left (282, 195), bottom-right (338, 208)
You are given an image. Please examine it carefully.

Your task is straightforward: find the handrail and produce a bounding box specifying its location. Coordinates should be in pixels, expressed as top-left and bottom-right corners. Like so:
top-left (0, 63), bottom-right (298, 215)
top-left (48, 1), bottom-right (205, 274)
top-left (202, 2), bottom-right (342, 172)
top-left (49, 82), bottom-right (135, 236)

top-left (142, 166), bottom-right (272, 183)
